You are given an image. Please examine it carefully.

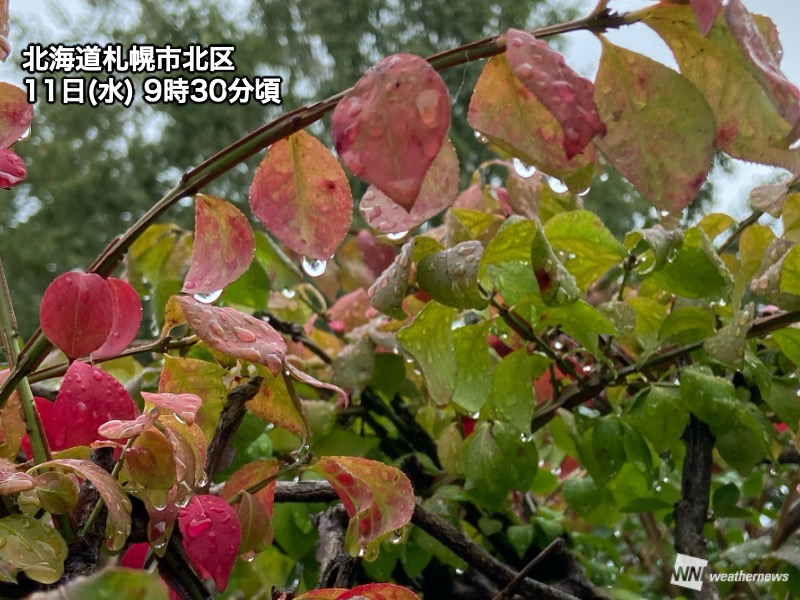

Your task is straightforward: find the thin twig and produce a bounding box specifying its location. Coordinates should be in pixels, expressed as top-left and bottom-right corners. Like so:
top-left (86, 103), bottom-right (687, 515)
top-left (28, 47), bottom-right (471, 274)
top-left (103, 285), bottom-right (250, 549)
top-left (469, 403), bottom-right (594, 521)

top-left (491, 538), bottom-right (562, 600)
top-left (717, 211), bottom-right (763, 254)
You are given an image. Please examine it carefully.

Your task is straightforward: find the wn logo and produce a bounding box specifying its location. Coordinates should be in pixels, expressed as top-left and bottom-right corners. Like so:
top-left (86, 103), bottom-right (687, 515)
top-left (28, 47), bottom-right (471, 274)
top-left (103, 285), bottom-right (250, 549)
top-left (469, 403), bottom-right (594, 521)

top-left (671, 553), bottom-right (708, 591)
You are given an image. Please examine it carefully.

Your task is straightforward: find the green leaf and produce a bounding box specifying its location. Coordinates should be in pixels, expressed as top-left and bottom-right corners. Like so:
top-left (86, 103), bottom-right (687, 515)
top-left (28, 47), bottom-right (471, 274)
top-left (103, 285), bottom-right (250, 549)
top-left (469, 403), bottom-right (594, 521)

top-left (649, 228), bottom-right (732, 299)
top-left (539, 301), bottom-right (617, 356)
top-left (24, 568), bottom-right (169, 599)
top-left (35, 472), bottom-right (79, 515)
top-left (397, 302), bottom-right (457, 406)
top-left (369, 240), bottom-right (414, 319)
top-left (488, 348), bottom-right (536, 432)
top-left (624, 225), bottom-right (683, 275)
top-left (583, 417), bottom-right (627, 485)
top-left (716, 404), bottom-right (771, 474)
top-left (659, 305), bottom-right (716, 344)
top-left (642, 3), bottom-right (800, 172)
top-left (0, 515), bottom-right (68, 584)
top-left (452, 321), bottom-right (494, 413)
top-left (597, 301), bottom-right (637, 336)
top-left (780, 245), bottom-right (800, 297)
top-left (416, 241), bottom-right (488, 309)
top-left (220, 255), bottom-right (270, 310)
top-left (562, 477), bottom-right (614, 521)
top-left (479, 217), bottom-right (538, 276)
top-left (713, 483), bottom-right (751, 518)
top-left (680, 367), bottom-right (738, 430)
top-left (531, 221), bottom-right (580, 305)
top-left (253, 231), bottom-right (303, 291)
top-left (764, 377), bottom-right (800, 430)
top-left (545, 210), bottom-right (626, 291)
top-left (627, 386), bottom-right (688, 453)
top-left (629, 296), bottom-right (667, 350)
top-left (594, 38), bottom-right (715, 212)
top-left (703, 303), bottom-right (754, 368)
top-left (123, 427), bottom-right (178, 510)
top-left (698, 213), bottom-right (736, 241)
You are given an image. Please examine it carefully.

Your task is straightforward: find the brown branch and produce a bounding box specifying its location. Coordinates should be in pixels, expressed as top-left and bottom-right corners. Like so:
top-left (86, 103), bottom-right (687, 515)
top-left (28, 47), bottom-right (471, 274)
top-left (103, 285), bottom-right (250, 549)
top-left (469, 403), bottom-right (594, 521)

top-left (312, 506), bottom-right (359, 589)
top-left (674, 416), bottom-right (719, 600)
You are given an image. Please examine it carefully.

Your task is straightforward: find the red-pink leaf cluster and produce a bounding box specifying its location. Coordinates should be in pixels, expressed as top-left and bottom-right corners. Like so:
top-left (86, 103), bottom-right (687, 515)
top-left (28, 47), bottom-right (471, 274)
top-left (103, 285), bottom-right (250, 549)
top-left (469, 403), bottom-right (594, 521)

top-left (141, 391), bottom-right (202, 425)
top-left (177, 295), bottom-right (287, 374)
top-left (505, 29), bottom-right (605, 159)
top-left (332, 53), bottom-right (450, 210)
top-left (0, 148), bottom-right (25, 188)
top-left (40, 273), bottom-right (141, 359)
top-left (36, 362), bottom-right (137, 451)
top-left (177, 494), bottom-right (241, 591)
top-left (295, 583), bottom-right (421, 600)
top-left (183, 193), bottom-right (255, 294)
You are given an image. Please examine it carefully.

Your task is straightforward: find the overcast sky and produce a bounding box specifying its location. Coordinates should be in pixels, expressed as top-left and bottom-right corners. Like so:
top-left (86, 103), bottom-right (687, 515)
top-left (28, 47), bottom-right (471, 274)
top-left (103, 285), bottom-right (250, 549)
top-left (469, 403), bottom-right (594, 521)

top-left (1, 0), bottom-right (798, 219)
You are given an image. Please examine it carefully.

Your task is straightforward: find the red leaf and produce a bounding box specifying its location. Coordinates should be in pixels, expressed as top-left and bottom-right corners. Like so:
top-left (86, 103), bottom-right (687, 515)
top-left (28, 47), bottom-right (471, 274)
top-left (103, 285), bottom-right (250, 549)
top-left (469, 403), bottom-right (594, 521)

top-left (332, 53), bottom-right (451, 209)
top-left (39, 362), bottom-right (137, 451)
top-left (327, 288), bottom-right (372, 332)
top-left (356, 231), bottom-right (396, 279)
top-left (40, 271), bottom-right (114, 358)
top-left (0, 148), bottom-right (25, 188)
top-left (309, 456), bottom-right (414, 553)
top-left (92, 278), bottom-right (143, 360)
top-left (120, 542), bottom-right (149, 569)
top-left (219, 459), bottom-right (280, 517)
top-left (141, 391), bottom-right (202, 425)
top-left (295, 584), bottom-right (421, 600)
top-left (249, 130), bottom-right (352, 259)
top-left (690, 0), bottom-right (721, 36)
top-left (97, 413), bottom-right (158, 439)
top-left (183, 194), bottom-right (255, 294)
top-left (506, 29), bottom-right (605, 159)
top-left (286, 362), bottom-right (349, 408)
top-left (725, 0), bottom-right (800, 139)
top-left (0, 82), bottom-right (33, 147)
top-left (177, 295), bottom-right (287, 375)
top-left (178, 494), bottom-right (241, 591)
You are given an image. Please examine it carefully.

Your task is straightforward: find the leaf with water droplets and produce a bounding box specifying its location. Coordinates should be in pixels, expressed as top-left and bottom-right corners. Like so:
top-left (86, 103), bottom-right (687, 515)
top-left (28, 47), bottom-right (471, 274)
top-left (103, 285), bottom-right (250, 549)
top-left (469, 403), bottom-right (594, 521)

top-left (220, 459), bottom-right (280, 518)
top-left (593, 38), bottom-right (715, 213)
top-left (530, 221), bottom-right (579, 306)
top-left (123, 427), bottom-right (178, 511)
top-left (506, 29), bottom-right (605, 159)
top-left (247, 366), bottom-right (309, 441)
top-left (34, 471), bottom-right (79, 515)
top-left (643, 2), bottom-right (800, 171)
top-left (97, 413), bottom-right (159, 440)
top-left (25, 568), bottom-right (170, 599)
top-left (235, 491), bottom-right (273, 557)
top-left (749, 182), bottom-right (788, 218)
top-left (177, 295), bottom-right (287, 375)
top-left (0, 464), bottom-right (35, 495)
top-left (624, 225), bottom-right (684, 275)
top-left (296, 584), bottom-right (421, 600)
top-left (309, 456), bottom-right (414, 557)
top-left (40, 271), bottom-right (114, 359)
top-left (397, 302), bottom-right (457, 406)
top-left (160, 415), bottom-right (207, 491)
top-left (31, 459), bottom-right (131, 551)
top-left (250, 130), bottom-right (352, 259)
top-left (178, 494), bottom-right (241, 591)
top-left (332, 335), bottom-right (375, 399)
top-left (703, 303), bottom-right (754, 368)
top-left (159, 355), bottom-right (226, 444)
top-left (91, 277), bottom-right (143, 360)
top-left (468, 54), bottom-right (595, 193)
top-left (183, 194), bottom-right (255, 295)
top-left (332, 53), bottom-right (450, 209)
top-left (359, 138), bottom-right (458, 233)
top-left (0, 82), bottom-right (34, 147)
top-left (416, 241), bottom-right (487, 309)
top-left (0, 369), bottom-right (25, 459)
top-left (0, 514), bottom-right (67, 584)
top-left (37, 362), bottom-right (137, 451)
top-left (368, 240), bottom-right (414, 319)
top-left (141, 391), bottom-right (202, 425)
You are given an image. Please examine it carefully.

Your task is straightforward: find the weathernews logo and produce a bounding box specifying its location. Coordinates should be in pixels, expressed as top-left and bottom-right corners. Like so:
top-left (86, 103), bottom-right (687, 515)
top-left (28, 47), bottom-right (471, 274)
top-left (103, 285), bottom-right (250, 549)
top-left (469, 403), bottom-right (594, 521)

top-left (671, 553), bottom-right (789, 591)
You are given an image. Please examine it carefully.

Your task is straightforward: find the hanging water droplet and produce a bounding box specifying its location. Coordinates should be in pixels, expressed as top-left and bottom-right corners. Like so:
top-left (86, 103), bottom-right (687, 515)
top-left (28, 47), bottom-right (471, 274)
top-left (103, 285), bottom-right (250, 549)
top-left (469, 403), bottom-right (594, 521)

top-left (473, 130), bottom-right (488, 144)
top-left (577, 185), bottom-right (591, 197)
top-left (390, 528), bottom-right (405, 544)
top-left (512, 157), bottom-right (536, 178)
top-left (386, 230), bottom-right (409, 241)
top-left (194, 289), bottom-right (223, 304)
top-left (469, 412), bottom-right (480, 420)
top-left (197, 471), bottom-right (209, 487)
top-left (547, 177), bottom-right (568, 194)
top-left (301, 256), bottom-right (327, 277)
top-left (186, 516), bottom-right (212, 538)
top-left (281, 288), bottom-right (296, 299)
top-left (660, 210), bottom-right (671, 218)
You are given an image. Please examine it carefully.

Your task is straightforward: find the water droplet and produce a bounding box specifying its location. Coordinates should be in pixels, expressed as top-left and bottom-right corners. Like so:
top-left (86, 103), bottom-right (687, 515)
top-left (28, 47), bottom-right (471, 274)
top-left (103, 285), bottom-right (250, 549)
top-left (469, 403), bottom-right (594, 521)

top-left (184, 281), bottom-right (195, 290)
top-left (415, 89), bottom-right (440, 128)
top-left (469, 412), bottom-right (480, 420)
top-left (186, 516), bottom-right (212, 538)
top-left (387, 230), bottom-right (409, 241)
top-left (474, 130), bottom-right (488, 144)
top-left (92, 371), bottom-right (103, 382)
top-left (577, 185), bottom-right (591, 197)
top-left (194, 289), bottom-right (223, 303)
top-left (76, 402), bottom-right (87, 412)
top-left (233, 327), bottom-right (257, 343)
top-left (516, 63), bottom-right (534, 79)
top-left (512, 157), bottom-right (536, 178)
top-left (281, 288), bottom-right (296, 299)
top-left (547, 177), bottom-right (568, 194)
top-left (660, 210), bottom-right (671, 218)
top-left (197, 471), bottom-right (209, 487)
top-left (347, 99), bottom-right (362, 119)
top-left (390, 529), bottom-right (405, 544)
top-left (301, 256), bottom-right (327, 277)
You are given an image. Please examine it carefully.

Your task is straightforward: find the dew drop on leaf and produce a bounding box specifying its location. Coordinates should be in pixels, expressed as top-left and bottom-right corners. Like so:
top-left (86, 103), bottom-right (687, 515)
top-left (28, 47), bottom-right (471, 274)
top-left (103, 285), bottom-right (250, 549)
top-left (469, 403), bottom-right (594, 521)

top-left (473, 130), bottom-right (488, 143)
top-left (281, 288), bottom-right (296, 299)
top-left (233, 326), bottom-right (257, 343)
top-left (512, 157), bottom-right (536, 178)
top-left (547, 177), bottom-right (568, 193)
top-left (301, 256), bottom-right (327, 277)
top-left (193, 289), bottom-right (223, 304)
top-left (386, 230), bottom-right (409, 241)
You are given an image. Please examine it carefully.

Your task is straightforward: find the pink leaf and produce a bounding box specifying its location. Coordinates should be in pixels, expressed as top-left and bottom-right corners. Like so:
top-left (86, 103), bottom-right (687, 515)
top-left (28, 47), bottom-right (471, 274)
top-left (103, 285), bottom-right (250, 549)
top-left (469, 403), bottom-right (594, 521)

top-left (359, 137), bottom-right (459, 233)
top-left (183, 194), bottom-right (255, 294)
top-left (92, 278), bottom-right (143, 360)
top-left (506, 29), bottom-right (605, 159)
top-left (120, 542), bottom-right (149, 569)
top-left (249, 130), bottom-right (352, 259)
top-left (327, 288), bottom-right (372, 332)
top-left (97, 413), bottom-right (158, 439)
top-left (296, 585), bottom-right (420, 600)
top-left (332, 53), bottom-right (451, 209)
top-left (0, 469), bottom-right (36, 495)
top-left (219, 459), bottom-right (280, 517)
top-left (39, 271), bottom-right (113, 359)
top-left (178, 494), bottom-right (241, 591)
top-left (690, 0), bottom-right (721, 36)
top-left (356, 231), bottom-right (396, 279)
top-left (285, 361), bottom-right (349, 407)
top-left (0, 82), bottom-right (33, 147)
top-left (725, 0), bottom-right (800, 140)
top-left (39, 362), bottom-right (137, 451)
top-left (0, 148), bottom-right (25, 188)
top-left (141, 391), bottom-right (202, 425)
top-left (309, 456), bottom-right (414, 553)
top-left (177, 295), bottom-right (287, 375)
